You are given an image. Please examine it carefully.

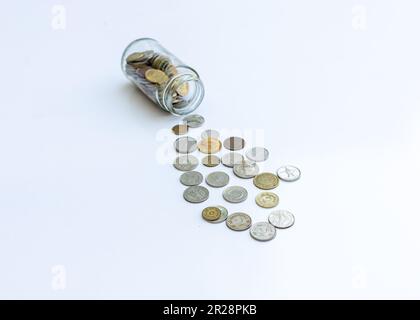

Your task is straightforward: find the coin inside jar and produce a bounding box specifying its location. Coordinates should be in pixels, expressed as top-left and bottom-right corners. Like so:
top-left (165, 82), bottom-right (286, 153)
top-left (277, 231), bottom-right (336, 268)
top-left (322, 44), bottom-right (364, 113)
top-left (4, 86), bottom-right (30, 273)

top-left (145, 68), bottom-right (169, 85)
top-left (197, 138), bottom-right (222, 154)
top-left (126, 50), bottom-right (154, 65)
top-left (202, 206), bottom-right (222, 222)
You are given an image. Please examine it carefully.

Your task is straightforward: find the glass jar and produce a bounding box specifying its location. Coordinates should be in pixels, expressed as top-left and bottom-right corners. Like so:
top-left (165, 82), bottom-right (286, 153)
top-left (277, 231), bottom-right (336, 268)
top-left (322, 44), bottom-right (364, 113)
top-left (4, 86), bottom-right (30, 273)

top-left (121, 38), bottom-right (205, 116)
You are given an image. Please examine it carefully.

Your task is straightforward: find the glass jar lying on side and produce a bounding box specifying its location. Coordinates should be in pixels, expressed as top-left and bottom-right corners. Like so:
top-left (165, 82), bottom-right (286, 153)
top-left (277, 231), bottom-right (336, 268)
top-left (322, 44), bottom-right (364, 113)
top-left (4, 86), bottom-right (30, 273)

top-left (121, 38), bottom-right (205, 116)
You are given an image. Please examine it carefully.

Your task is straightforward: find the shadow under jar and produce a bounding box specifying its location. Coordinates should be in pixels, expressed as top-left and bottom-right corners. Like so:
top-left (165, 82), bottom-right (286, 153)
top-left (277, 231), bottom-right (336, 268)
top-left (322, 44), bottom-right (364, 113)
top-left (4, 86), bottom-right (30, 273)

top-left (121, 38), bottom-right (205, 116)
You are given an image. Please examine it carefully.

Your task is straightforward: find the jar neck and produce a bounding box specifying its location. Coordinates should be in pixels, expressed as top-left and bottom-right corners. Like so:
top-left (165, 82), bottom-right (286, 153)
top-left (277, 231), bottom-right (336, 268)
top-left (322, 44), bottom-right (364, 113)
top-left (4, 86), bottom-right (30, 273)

top-left (159, 66), bottom-right (204, 116)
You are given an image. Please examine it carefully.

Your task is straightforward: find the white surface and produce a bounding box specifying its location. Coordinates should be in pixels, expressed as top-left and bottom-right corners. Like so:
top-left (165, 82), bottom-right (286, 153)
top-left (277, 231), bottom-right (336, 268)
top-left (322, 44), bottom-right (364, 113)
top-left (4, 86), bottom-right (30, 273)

top-left (1, 0), bottom-right (420, 299)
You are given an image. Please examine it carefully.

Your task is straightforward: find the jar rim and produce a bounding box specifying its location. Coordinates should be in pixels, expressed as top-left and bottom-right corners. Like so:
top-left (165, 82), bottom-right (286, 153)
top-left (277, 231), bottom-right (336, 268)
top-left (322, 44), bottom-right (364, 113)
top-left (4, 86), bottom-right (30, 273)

top-left (161, 71), bottom-right (205, 116)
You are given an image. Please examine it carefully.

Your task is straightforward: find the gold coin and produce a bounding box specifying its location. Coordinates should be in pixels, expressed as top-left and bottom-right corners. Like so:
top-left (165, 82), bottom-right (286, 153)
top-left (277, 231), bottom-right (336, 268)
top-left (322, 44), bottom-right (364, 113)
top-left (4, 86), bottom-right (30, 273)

top-left (253, 173), bottom-right (279, 190)
top-left (126, 51), bottom-right (148, 64)
top-left (166, 65), bottom-right (178, 77)
top-left (202, 207), bottom-right (221, 222)
top-left (145, 68), bottom-right (169, 85)
top-left (172, 124), bottom-right (188, 135)
top-left (176, 82), bottom-right (189, 96)
top-left (198, 138), bottom-right (222, 154)
top-left (255, 192), bottom-right (279, 208)
top-left (202, 155), bottom-right (220, 167)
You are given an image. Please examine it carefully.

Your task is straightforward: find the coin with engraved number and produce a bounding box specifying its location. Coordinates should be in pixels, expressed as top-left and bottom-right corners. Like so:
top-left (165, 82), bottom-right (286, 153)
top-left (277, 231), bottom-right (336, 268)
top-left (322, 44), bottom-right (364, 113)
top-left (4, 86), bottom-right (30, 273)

top-left (197, 138), bottom-right (222, 154)
top-left (172, 124), bottom-right (188, 135)
top-left (174, 136), bottom-right (197, 153)
top-left (277, 165), bottom-right (301, 182)
top-left (223, 186), bottom-right (248, 203)
top-left (179, 171), bottom-right (203, 186)
top-left (245, 147), bottom-right (269, 162)
top-left (183, 186), bottom-right (209, 203)
top-left (268, 210), bottom-right (295, 229)
top-left (223, 137), bottom-right (245, 151)
top-left (255, 192), bottom-right (279, 208)
top-left (202, 206), bottom-right (221, 222)
top-left (202, 155), bottom-right (220, 167)
top-left (206, 171), bottom-right (229, 188)
top-left (253, 173), bottom-right (279, 190)
top-left (145, 68), bottom-right (169, 85)
top-left (226, 212), bottom-right (252, 231)
top-left (233, 160), bottom-right (259, 179)
top-left (201, 129), bottom-right (220, 140)
top-left (221, 152), bottom-right (244, 168)
top-left (250, 222), bottom-right (276, 241)
top-left (173, 155), bottom-right (199, 171)
top-left (183, 114), bottom-right (205, 128)
top-left (208, 206), bottom-right (228, 224)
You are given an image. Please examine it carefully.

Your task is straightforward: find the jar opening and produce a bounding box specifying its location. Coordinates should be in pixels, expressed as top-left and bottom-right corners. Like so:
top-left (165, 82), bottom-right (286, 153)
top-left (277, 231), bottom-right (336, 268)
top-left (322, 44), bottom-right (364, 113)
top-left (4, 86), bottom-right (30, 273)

top-left (161, 71), bottom-right (204, 116)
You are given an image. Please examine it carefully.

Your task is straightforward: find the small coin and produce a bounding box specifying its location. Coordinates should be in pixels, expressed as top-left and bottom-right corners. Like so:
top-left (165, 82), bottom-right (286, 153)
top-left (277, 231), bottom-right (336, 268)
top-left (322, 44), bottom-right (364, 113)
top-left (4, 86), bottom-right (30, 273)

top-left (172, 124), bottom-right (188, 135)
top-left (202, 206), bottom-right (222, 222)
top-left (268, 210), bottom-right (295, 229)
top-left (179, 171), bottom-right (203, 186)
top-left (226, 212), bottom-right (252, 231)
top-left (253, 173), bottom-right (279, 190)
top-left (183, 114), bottom-right (205, 128)
top-left (202, 155), bottom-right (220, 167)
top-left (198, 138), bottom-right (222, 154)
top-left (126, 50), bottom-right (154, 65)
top-left (221, 152), bottom-right (244, 168)
top-left (173, 155), bottom-right (199, 171)
top-left (223, 137), bottom-right (245, 151)
top-left (223, 186), bottom-right (248, 203)
top-left (201, 129), bottom-right (220, 140)
top-left (206, 171), bottom-right (230, 188)
top-left (255, 192), bottom-right (279, 208)
top-left (245, 147), bottom-right (269, 162)
top-left (183, 185), bottom-right (209, 203)
top-left (250, 222), bottom-right (276, 241)
top-left (145, 68), bottom-right (169, 85)
top-left (175, 82), bottom-right (189, 96)
top-left (233, 160), bottom-right (260, 179)
top-left (208, 206), bottom-right (228, 224)
top-left (277, 165), bottom-right (301, 182)
top-left (174, 136), bottom-right (197, 153)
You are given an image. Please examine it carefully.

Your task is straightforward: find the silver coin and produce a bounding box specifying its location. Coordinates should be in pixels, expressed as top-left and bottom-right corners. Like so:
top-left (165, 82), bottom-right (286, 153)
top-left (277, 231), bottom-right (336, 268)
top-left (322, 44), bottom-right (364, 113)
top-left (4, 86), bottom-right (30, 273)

top-left (202, 155), bottom-right (220, 167)
top-left (226, 212), bottom-right (252, 231)
top-left (183, 185), bottom-right (209, 203)
top-left (223, 186), bottom-right (248, 203)
top-left (173, 155), bottom-right (199, 171)
top-left (233, 160), bottom-right (259, 179)
top-left (245, 147), bottom-right (269, 162)
top-left (277, 165), bottom-right (301, 182)
top-left (182, 114), bottom-right (205, 128)
top-left (221, 152), bottom-right (244, 168)
top-left (223, 137), bottom-right (245, 151)
top-left (209, 205), bottom-right (229, 224)
top-left (268, 210), bottom-right (295, 229)
top-left (179, 171), bottom-right (203, 186)
top-left (201, 129), bottom-right (220, 140)
top-left (206, 171), bottom-right (230, 188)
top-left (174, 136), bottom-right (197, 153)
top-left (250, 222), bottom-right (276, 241)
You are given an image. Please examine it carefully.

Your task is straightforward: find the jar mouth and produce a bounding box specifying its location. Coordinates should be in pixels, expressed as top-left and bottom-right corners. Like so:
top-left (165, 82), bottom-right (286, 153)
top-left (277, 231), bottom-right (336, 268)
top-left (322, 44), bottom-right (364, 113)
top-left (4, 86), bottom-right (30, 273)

top-left (160, 71), bottom-right (205, 116)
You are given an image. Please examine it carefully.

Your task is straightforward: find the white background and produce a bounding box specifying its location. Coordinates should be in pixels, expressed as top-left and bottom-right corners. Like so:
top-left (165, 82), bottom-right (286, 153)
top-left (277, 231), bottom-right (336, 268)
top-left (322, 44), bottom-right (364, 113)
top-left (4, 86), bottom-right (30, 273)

top-left (0, 0), bottom-right (419, 299)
